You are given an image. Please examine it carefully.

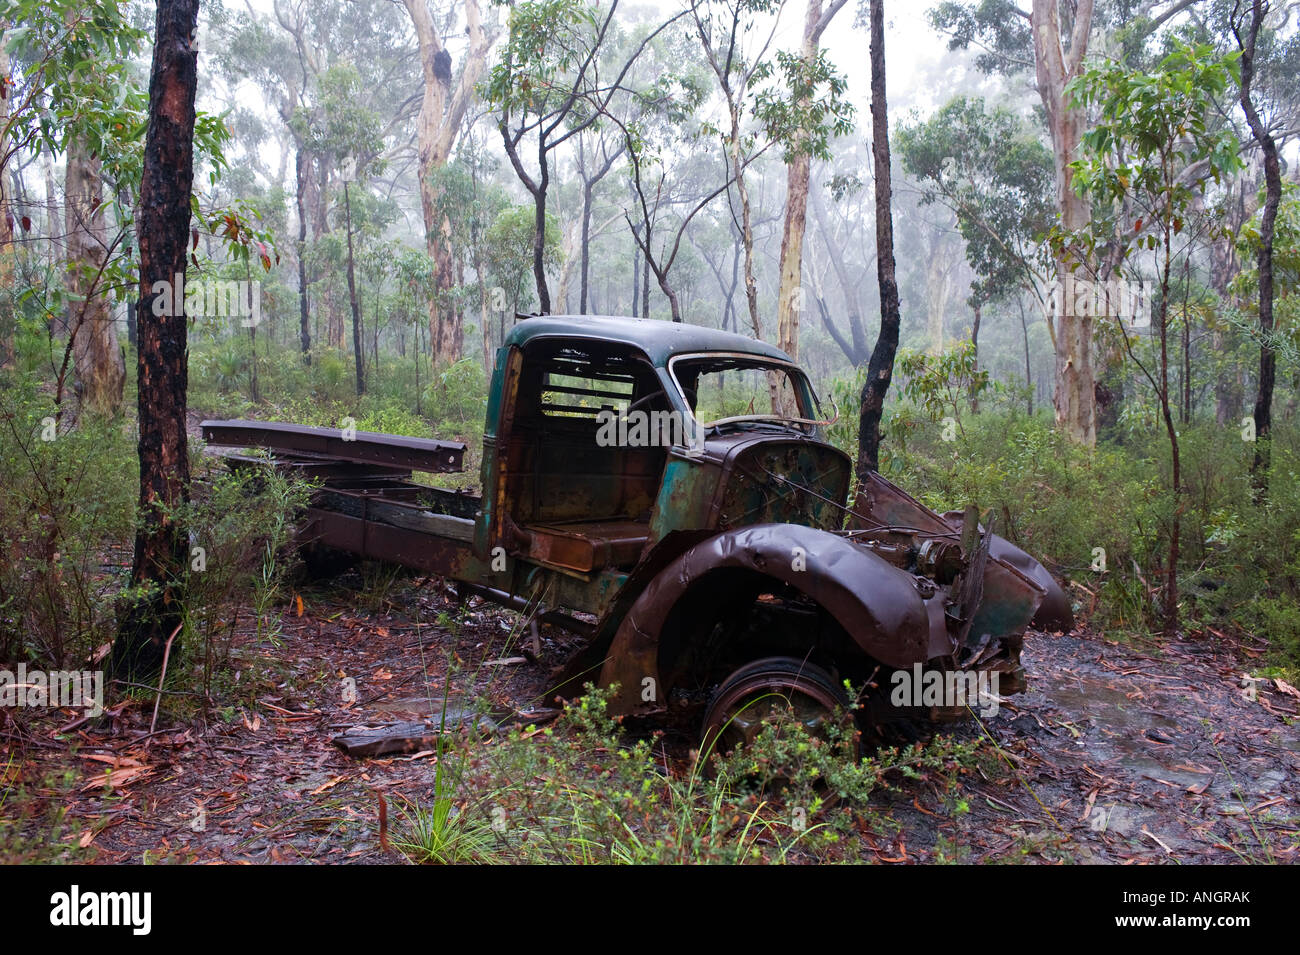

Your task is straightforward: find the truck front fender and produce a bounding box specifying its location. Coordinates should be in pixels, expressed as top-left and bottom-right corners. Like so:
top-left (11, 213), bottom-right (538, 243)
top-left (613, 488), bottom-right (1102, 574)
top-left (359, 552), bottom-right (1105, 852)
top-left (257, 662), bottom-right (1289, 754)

top-left (597, 524), bottom-right (941, 715)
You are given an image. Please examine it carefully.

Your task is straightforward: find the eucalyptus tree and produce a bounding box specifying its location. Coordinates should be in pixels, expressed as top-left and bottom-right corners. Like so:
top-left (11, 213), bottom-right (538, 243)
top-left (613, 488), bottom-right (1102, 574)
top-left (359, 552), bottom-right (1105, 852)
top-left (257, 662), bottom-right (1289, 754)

top-left (1, 0), bottom-right (146, 409)
top-left (690, 0), bottom-right (787, 339)
top-left (856, 0), bottom-right (900, 480)
top-left (486, 0), bottom-right (686, 314)
top-left (293, 62), bottom-right (386, 373)
top-left (401, 0), bottom-right (495, 366)
top-left (897, 95), bottom-right (1054, 403)
top-left (763, 0), bottom-right (850, 368)
top-left (1234, 0), bottom-right (1282, 490)
top-left (927, 0), bottom-right (1100, 442)
top-left (113, 0), bottom-right (201, 680)
top-left (1069, 41), bottom-right (1243, 637)
top-left (214, 0), bottom-right (421, 361)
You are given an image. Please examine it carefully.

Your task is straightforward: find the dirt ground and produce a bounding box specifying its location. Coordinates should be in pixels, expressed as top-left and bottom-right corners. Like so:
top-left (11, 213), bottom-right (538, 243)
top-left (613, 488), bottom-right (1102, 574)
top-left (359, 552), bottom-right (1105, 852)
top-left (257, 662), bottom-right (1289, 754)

top-left (3, 571), bottom-right (1297, 864)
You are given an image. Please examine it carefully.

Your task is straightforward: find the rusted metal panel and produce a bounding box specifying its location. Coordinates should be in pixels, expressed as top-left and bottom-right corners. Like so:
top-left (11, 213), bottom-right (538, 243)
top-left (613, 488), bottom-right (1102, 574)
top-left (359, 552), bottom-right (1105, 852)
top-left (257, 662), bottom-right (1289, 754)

top-left (520, 520), bottom-right (650, 573)
top-left (312, 488), bottom-right (476, 543)
top-left (301, 507), bottom-right (478, 578)
top-left (219, 450), bottom-right (413, 483)
top-left (853, 470), bottom-right (1073, 633)
top-left (201, 419), bottom-right (466, 473)
top-left (595, 523), bottom-right (940, 715)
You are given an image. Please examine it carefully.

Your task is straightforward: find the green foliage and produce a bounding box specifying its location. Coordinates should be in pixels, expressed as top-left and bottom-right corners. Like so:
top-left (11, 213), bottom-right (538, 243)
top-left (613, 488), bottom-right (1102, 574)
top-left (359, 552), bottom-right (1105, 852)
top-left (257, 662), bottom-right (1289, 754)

top-left (1067, 41), bottom-right (1243, 264)
top-left (752, 48), bottom-right (855, 162)
top-left (395, 686), bottom-right (984, 864)
top-left (1184, 447), bottom-right (1300, 668)
top-left (425, 359), bottom-right (488, 437)
top-left (1, 0), bottom-right (146, 181)
top-left (182, 460), bottom-right (314, 699)
top-left (926, 0), bottom-right (1034, 77)
top-left (0, 762), bottom-right (90, 864)
top-left (897, 95), bottom-right (1054, 308)
top-left (485, 0), bottom-right (602, 117)
top-left (291, 62), bottom-right (387, 178)
top-left (0, 381), bottom-right (136, 667)
top-left (485, 205), bottom-right (562, 312)
top-left (897, 341), bottom-right (991, 425)
top-left (1232, 187), bottom-right (1300, 366)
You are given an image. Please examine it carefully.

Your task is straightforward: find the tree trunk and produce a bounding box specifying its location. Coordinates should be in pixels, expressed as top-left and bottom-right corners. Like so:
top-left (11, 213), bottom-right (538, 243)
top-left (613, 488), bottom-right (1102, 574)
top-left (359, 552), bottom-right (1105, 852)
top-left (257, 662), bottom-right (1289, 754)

top-left (580, 180), bottom-right (593, 314)
top-left (344, 182), bottom-right (364, 395)
top-left (0, 40), bottom-right (14, 368)
top-left (296, 146), bottom-right (312, 362)
top-left (1032, 0), bottom-right (1097, 446)
top-left (65, 140), bottom-right (125, 415)
top-left (970, 303), bottom-right (982, 413)
top-left (774, 0), bottom-right (846, 369)
top-left (1239, 0), bottom-right (1279, 492)
top-left (113, 0), bottom-right (200, 680)
top-left (1157, 225), bottom-right (1181, 639)
top-left (641, 240), bottom-right (651, 318)
top-left (925, 229), bottom-right (953, 353)
top-left (405, 0), bottom-right (491, 364)
top-left (811, 185), bottom-right (868, 364)
top-left (1181, 268), bottom-right (1191, 425)
top-left (531, 137), bottom-right (551, 313)
top-left (855, 0), bottom-right (901, 484)
top-left (1019, 296), bottom-right (1033, 415)
top-left (775, 147), bottom-right (810, 360)
top-left (327, 282), bottom-right (344, 348)
top-left (431, 235), bottom-right (460, 364)
top-left (730, 104), bottom-right (761, 339)
top-left (631, 221), bottom-right (641, 316)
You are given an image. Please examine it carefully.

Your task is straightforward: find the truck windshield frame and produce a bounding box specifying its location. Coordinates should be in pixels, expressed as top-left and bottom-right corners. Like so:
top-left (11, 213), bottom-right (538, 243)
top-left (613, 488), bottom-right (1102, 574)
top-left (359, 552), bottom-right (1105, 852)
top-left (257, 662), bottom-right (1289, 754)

top-left (667, 352), bottom-right (823, 436)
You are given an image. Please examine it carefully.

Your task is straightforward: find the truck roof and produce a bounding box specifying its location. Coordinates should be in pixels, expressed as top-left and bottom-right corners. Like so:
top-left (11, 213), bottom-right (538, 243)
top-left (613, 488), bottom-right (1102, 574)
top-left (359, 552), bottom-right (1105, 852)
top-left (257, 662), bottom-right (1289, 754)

top-left (503, 315), bottom-right (794, 367)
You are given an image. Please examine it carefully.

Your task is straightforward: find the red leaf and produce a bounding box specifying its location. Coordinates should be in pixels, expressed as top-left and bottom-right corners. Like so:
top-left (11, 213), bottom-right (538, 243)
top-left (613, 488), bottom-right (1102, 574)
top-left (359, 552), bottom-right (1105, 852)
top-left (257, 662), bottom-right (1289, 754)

top-left (20, 215), bottom-right (31, 232)
top-left (191, 252), bottom-right (199, 270)
top-left (191, 228), bottom-right (199, 250)
top-left (259, 253), bottom-right (271, 271)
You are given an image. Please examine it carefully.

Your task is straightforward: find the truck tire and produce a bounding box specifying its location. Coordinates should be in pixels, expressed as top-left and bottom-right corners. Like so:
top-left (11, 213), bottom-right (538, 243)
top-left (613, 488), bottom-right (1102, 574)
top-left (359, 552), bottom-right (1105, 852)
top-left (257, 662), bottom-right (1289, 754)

top-left (699, 656), bottom-right (857, 765)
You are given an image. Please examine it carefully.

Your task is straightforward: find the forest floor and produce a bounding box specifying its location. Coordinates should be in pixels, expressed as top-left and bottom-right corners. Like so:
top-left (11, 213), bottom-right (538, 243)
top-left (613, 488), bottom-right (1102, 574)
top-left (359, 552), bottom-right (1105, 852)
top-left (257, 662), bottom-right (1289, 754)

top-left (3, 570), bottom-right (1298, 865)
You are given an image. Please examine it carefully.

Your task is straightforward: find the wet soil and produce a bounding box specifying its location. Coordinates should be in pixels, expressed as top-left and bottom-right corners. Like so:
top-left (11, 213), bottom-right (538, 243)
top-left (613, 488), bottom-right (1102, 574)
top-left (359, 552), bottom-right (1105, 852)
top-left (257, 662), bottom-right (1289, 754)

top-left (2, 575), bottom-right (1296, 864)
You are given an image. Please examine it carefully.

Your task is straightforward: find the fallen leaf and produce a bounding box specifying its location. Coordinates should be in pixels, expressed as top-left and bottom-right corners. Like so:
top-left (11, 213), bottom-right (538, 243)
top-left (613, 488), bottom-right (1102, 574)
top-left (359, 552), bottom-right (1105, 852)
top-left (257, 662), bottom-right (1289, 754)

top-left (309, 775), bottom-right (347, 796)
top-left (82, 766), bottom-right (151, 791)
top-left (1274, 678), bottom-right (1300, 701)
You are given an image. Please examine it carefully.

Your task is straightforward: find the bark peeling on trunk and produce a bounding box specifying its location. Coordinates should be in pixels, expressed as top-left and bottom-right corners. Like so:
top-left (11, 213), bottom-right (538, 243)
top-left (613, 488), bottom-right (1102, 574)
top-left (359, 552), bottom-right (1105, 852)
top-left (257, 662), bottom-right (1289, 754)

top-left (113, 0), bottom-right (201, 680)
top-left (65, 141), bottom-right (125, 415)
top-left (404, 0), bottom-right (492, 368)
top-left (1032, 0), bottom-right (1097, 447)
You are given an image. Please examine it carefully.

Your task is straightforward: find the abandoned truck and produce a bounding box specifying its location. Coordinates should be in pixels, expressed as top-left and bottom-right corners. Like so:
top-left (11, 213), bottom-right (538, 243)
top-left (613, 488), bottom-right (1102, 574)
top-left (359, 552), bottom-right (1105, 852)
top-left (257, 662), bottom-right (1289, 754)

top-left (202, 315), bottom-right (1072, 753)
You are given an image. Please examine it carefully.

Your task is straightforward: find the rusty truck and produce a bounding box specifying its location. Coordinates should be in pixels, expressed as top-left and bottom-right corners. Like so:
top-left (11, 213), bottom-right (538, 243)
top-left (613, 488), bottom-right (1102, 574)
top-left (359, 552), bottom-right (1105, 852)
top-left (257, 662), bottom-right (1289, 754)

top-left (203, 315), bottom-right (1072, 754)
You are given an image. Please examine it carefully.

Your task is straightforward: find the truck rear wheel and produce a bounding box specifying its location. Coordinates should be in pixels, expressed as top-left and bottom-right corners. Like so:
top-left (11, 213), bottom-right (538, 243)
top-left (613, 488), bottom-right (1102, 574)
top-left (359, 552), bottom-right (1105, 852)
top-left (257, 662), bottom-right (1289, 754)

top-left (699, 656), bottom-right (859, 766)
